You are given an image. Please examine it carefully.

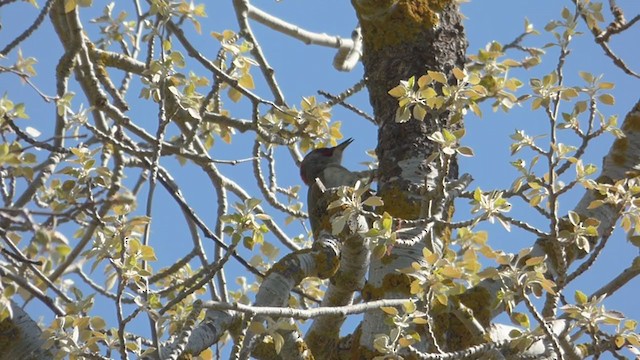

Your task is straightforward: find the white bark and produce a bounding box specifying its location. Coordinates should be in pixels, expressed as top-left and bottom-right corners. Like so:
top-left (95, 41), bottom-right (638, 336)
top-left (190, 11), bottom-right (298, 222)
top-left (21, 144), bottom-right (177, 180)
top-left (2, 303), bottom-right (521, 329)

top-left (574, 101), bottom-right (640, 234)
top-left (0, 301), bottom-right (51, 360)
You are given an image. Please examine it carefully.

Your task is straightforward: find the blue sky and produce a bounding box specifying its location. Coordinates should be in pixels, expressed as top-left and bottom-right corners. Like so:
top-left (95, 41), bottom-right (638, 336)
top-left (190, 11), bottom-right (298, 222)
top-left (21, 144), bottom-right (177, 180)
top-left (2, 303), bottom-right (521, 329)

top-left (1, 0), bottom-right (639, 355)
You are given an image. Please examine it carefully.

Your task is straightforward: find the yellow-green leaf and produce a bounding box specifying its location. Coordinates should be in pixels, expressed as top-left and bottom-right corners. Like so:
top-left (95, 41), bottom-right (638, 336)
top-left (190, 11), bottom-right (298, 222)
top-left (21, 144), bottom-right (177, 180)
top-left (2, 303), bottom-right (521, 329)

top-left (574, 290), bottom-right (587, 305)
top-left (388, 85), bottom-right (406, 98)
top-left (402, 301), bottom-right (416, 313)
top-left (363, 196), bottom-right (384, 207)
top-left (380, 306), bottom-right (398, 316)
top-left (440, 266), bottom-right (462, 278)
top-left (427, 71), bottom-right (447, 84)
top-left (525, 256), bottom-right (545, 266)
top-left (599, 94), bottom-right (615, 105)
top-left (452, 67), bottom-right (465, 81)
top-left (228, 88), bottom-right (242, 102)
top-left (457, 146), bottom-right (474, 157)
top-left (64, 0), bottom-right (76, 12)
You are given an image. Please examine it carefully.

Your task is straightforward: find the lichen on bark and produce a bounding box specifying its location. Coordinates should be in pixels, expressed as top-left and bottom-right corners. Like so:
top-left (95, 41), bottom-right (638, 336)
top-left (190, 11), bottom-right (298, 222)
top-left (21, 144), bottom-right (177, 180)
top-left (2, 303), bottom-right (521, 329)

top-left (353, 0), bottom-right (466, 220)
top-left (353, 0), bottom-right (453, 51)
top-left (352, 0), bottom-right (469, 353)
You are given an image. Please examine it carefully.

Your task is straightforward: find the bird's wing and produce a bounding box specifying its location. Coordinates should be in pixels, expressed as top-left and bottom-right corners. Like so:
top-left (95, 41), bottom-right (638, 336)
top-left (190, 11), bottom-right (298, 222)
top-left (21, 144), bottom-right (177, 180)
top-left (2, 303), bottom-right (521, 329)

top-left (321, 165), bottom-right (362, 188)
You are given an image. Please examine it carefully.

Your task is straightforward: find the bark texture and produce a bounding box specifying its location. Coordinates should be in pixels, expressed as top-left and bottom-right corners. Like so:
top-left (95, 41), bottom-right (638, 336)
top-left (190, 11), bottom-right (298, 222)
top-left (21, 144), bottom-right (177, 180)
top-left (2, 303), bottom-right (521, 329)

top-left (355, 0), bottom-right (466, 219)
top-left (0, 301), bottom-right (51, 360)
top-left (352, 0), bottom-right (468, 355)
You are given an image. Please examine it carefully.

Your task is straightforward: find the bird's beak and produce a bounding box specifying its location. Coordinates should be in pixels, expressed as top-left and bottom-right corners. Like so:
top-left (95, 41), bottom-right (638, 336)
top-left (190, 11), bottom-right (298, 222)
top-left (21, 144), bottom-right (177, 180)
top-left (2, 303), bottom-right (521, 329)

top-left (335, 138), bottom-right (353, 152)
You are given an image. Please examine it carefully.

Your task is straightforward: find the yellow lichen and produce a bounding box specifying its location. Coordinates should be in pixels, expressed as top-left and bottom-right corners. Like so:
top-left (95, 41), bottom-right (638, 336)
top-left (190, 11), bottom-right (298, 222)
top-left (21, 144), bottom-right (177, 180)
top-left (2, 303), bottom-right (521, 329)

top-left (457, 287), bottom-right (491, 326)
top-left (312, 247), bottom-right (340, 279)
top-left (380, 185), bottom-right (421, 219)
top-left (312, 189), bottom-right (350, 239)
top-left (611, 153), bottom-right (625, 166)
top-left (266, 249), bottom-right (311, 283)
top-left (430, 288), bottom-right (492, 350)
top-left (621, 113), bottom-right (640, 132)
top-left (305, 327), bottom-right (337, 359)
top-left (381, 272), bottom-right (412, 295)
top-left (0, 319), bottom-right (20, 355)
top-left (595, 175), bottom-right (614, 184)
top-left (611, 137), bottom-right (628, 166)
top-left (349, 325), bottom-right (363, 358)
top-left (612, 137), bottom-right (628, 152)
top-left (353, 0), bottom-right (453, 51)
top-left (362, 273), bottom-right (412, 301)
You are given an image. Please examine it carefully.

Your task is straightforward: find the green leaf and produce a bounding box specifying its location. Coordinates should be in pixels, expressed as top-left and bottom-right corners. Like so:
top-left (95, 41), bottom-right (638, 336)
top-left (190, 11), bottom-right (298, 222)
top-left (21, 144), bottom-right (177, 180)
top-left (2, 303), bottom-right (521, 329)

top-left (372, 244), bottom-right (387, 259)
top-left (598, 94), bottom-right (615, 105)
top-left (442, 129), bottom-right (456, 143)
top-left (529, 194), bottom-right (542, 207)
top-left (413, 105), bottom-right (427, 121)
top-left (331, 215), bottom-right (347, 235)
top-left (427, 71), bottom-right (447, 84)
top-left (508, 329), bottom-right (522, 338)
top-left (561, 88), bottom-right (578, 99)
top-left (239, 74), bottom-right (255, 89)
top-left (598, 82), bottom-right (615, 90)
top-left (525, 256), bottom-right (545, 266)
top-left (587, 200), bottom-right (603, 209)
top-left (228, 88), bottom-right (242, 102)
top-left (243, 236), bottom-right (254, 250)
top-left (380, 306), bottom-right (398, 316)
top-left (381, 212), bottom-right (393, 230)
top-left (362, 196), bottom-right (384, 207)
top-left (141, 245), bottom-right (157, 261)
top-left (457, 146), bottom-right (474, 157)
top-left (420, 87), bottom-right (437, 99)
top-left (511, 312), bottom-right (530, 328)
top-left (568, 211), bottom-right (580, 225)
top-left (273, 333), bottom-right (284, 354)
top-left (14, 103), bottom-right (29, 119)
top-left (388, 85), bottom-right (406, 98)
top-left (440, 266), bottom-right (462, 278)
top-left (452, 67), bottom-right (465, 81)
top-left (413, 317), bottom-right (428, 324)
top-left (402, 301), bottom-right (416, 313)
top-left (56, 244), bottom-right (72, 257)
top-left (624, 319), bottom-right (638, 331)
top-left (473, 188), bottom-right (482, 202)
top-left (579, 71), bottom-right (594, 83)
top-left (395, 106), bottom-right (411, 123)
top-left (531, 97), bottom-right (543, 110)
top-left (64, 0), bottom-right (76, 12)
top-left (246, 198), bottom-right (262, 210)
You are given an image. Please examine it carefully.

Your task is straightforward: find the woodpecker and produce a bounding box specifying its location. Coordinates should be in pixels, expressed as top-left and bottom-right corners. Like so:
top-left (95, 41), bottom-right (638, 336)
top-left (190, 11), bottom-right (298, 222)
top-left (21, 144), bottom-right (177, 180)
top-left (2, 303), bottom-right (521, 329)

top-left (300, 138), bottom-right (361, 237)
top-left (300, 138), bottom-right (360, 188)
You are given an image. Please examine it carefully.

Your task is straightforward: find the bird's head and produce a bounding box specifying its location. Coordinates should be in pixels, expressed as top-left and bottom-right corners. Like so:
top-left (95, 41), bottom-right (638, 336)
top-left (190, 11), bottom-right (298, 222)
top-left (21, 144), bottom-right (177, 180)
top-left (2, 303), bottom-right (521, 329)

top-left (299, 138), bottom-right (353, 185)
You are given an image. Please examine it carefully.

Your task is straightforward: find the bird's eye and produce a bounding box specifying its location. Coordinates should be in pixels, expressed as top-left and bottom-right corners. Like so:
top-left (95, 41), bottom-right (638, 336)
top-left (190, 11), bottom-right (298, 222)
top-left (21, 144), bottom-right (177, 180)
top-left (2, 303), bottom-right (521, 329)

top-left (318, 148), bottom-right (333, 156)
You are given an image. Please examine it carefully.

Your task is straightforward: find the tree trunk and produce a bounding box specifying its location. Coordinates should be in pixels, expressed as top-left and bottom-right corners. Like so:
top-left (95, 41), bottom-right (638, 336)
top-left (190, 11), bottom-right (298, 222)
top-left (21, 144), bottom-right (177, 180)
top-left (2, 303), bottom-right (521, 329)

top-left (0, 301), bottom-right (52, 360)
top-left (352, 0), bottom-right (468, 355)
